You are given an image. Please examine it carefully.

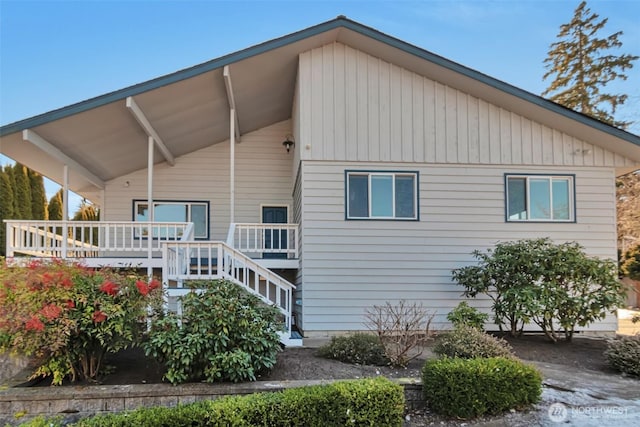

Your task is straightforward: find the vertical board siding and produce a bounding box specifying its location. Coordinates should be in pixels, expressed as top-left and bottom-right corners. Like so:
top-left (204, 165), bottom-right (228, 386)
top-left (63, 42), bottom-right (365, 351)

top-left (104, 121), bottom-right (294, 241)
top-left (299, 161), bottom-right (618, 333)
top-left (298, 43), bottom-right (635, 168)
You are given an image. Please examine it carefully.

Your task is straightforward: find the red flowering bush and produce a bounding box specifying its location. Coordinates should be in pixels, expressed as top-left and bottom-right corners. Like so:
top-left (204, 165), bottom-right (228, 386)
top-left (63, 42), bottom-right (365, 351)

top-left (0, 259), bottom-right (162, 385)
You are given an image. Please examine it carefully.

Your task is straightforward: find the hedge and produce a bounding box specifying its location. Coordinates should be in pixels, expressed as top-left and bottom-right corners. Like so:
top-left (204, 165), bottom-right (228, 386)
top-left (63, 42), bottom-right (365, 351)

top-left (23, 377), bottom-right (404, 427)
top-left (422, 357), bottom-right (542, 419)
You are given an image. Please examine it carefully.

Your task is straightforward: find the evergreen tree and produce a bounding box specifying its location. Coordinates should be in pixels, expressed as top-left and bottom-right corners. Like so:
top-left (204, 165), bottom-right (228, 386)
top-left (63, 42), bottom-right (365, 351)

top-left (28, 169), bottom-right (47, 220)
top-left (4, 165), bottom-right (19, 217)
top-left (13, 163), bottom-right (33, 219)
top-left (47, 189), bottom-right (64, 221)
top-left (72, 199), bottom-right (100, 243)
top-left (542, 1), bottom-right (639, 128)
top-left (72, 199), bottom-right (100, 221)
top-left (0, 169), bottom-right (16, 256)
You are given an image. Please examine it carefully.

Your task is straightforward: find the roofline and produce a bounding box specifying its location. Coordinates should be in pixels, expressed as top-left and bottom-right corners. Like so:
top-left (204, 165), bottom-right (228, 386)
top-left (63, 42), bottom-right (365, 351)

top-left (0, 18), bottom-right (347, 137)
top-left (2, 16), bottom-right (639, 147)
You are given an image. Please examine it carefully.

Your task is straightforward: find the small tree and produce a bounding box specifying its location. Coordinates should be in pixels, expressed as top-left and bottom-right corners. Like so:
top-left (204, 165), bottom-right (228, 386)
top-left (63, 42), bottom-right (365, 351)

top-left (542, 1), bottom-right (638, 128)
top-left (453, 238), bottom-right (626, 342)
top-left (364, 300), bottom-right (435, 367)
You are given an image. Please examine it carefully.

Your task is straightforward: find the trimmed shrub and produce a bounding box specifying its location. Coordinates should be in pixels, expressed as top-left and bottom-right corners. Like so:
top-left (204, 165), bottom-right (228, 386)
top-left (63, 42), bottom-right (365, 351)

top-left (422, 357), bottom-right (542, 419)
top-left (433, 326), bottom-right (514, 359)
top-left (317, 333), bottom-right (389, 366)
top-left (446, 301), bottom-right (489, 330)
top-left (143, 279), bottom-right (283, 384)
top-left (53, 377), bottom-right (404, 426)
top-left (604, 334), bottom-right (640, 376)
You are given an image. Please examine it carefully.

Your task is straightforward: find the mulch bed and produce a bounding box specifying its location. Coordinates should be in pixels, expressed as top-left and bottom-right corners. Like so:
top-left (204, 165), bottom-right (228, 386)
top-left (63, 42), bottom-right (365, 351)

top-left (15, 333), bottom-right (613, 387)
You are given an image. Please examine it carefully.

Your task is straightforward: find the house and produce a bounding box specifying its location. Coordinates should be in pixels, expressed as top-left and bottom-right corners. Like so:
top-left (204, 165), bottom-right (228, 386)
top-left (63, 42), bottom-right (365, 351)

top-left (1, 17), bottom-right (639, 343)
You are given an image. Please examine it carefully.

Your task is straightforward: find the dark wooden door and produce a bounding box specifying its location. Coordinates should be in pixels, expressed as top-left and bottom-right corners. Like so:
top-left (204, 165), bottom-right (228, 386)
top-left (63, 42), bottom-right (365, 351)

top-left (262, 206), bottom-right (288, 259)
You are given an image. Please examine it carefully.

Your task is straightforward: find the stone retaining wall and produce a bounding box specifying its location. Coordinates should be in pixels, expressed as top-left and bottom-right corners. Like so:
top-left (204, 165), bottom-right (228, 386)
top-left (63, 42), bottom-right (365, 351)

top-left (0, 378), bottom-right (424, 425)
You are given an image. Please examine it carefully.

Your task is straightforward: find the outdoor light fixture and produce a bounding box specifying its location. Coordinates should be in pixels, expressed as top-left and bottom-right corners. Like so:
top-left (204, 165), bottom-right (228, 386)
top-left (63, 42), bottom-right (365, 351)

top-left (282, 135), bottom-right (295, 153)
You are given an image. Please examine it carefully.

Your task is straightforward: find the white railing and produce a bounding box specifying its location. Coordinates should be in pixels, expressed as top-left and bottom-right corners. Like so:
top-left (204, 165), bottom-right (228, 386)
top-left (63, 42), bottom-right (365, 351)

top-left (162, 241), bottom-right (296, 339)
top-left (228, 223), bottom-right (299, 259)
top-left (4, 220), bottom-right (193, 259)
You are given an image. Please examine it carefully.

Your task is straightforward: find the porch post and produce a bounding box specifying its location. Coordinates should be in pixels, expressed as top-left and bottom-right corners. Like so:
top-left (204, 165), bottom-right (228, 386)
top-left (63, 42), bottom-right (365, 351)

top-left (230, 108), bottom-right (236, 223)
top-left (147, 136), bottom-right (154, 278)
top-left (62, 164), bottom-right (69, 257)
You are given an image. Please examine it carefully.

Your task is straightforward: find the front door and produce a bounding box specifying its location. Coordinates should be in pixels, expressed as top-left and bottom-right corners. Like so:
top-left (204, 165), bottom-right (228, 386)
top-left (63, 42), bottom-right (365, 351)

top-left (262, 206), bottom-right (288, 259)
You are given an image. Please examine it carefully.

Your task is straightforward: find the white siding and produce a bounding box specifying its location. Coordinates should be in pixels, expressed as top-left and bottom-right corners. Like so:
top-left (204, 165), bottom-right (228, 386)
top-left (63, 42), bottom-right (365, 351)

top-left (104, 121), bottom-right (294, 240)
top-left (297, 43), bottom-right (637, 169)
top-left (299, 161), bottom-right (618, 334)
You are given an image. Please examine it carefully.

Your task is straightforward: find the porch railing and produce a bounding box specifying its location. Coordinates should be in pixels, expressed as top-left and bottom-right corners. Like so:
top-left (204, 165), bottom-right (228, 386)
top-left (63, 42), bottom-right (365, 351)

top-left (4, 220), bottom-right (193, 259)
top-left (163, 241), bottom-right (296, 340)
top-left (227, 223), bottom-right (299, 259)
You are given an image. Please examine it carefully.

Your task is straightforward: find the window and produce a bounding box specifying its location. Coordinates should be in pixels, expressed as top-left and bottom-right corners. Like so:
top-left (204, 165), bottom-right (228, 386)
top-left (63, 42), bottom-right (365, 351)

top-left (346, 171), bottom-right (418, 220)
top-left (133, 200), bottom-right (209, 239)
top-left (505, 175), bottom-right (574, 222)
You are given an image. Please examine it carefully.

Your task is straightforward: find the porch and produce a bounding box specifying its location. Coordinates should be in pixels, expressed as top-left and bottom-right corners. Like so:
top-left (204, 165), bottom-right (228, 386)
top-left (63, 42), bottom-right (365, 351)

top-left (4, 220), bottom-right (301, 346)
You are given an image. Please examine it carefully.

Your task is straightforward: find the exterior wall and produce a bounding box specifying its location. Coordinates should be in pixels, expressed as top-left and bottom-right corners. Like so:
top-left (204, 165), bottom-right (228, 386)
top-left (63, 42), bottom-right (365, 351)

top-left (103, 120), bottom-right (295, 240)
top-left (297, 43), bottom-right (636, 169)
top-left (298, 161), bottom-right (619, 334)
top-left (294, 43), bottom-right (635, 335)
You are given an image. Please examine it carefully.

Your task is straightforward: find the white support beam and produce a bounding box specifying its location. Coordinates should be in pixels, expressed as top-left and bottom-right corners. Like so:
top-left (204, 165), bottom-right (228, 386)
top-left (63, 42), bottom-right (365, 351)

top-left (62, 164), bottom-right (69, 221)
top-left (223, 65), bottom-right (241, 142)
top-left (22, 129), bottom-right (105, 189)
top-left (230, 108), bottom-right (236, 223)
top-left (147, 136), bottom-right (154, 279)
top-left (125, 96), bottom-right (176, 166)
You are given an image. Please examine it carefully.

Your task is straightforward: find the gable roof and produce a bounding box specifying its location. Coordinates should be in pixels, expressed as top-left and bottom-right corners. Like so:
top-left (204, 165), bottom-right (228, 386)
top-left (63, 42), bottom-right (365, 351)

top-left (1, 16), bottom-right (639, 196)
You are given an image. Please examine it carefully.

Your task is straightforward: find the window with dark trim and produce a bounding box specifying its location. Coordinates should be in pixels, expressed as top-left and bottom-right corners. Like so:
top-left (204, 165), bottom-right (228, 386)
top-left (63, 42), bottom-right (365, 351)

top-left (505, 174), bottom-right (575, 222)
top-left (346, 171), bottom-right (418, 220)
top-left (133, 200), bottom-right (209, 239)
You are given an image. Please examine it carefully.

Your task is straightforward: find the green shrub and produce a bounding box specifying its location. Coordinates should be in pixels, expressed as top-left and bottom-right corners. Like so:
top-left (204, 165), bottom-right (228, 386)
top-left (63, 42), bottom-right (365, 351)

top-left (0, 260), bottom-right (161, 385)
top-left (422, 357), bottom-right (542, 419)
top-left (604, 334), bottom-right (640, 376)
top-left (452, 238), bottom-right (626, 341)
top-left (621, 245), bottom-right (640, 280)
top-left (317, 333), bottom-right (389, 366)
top-left (433, 326), bottom-right (514, 359)
top-left (65, 377), bottom-right (404, 426)
top-left (143, 279), bottom-right (283, 384)
top-left (447, 301), bottom-right (488, 330)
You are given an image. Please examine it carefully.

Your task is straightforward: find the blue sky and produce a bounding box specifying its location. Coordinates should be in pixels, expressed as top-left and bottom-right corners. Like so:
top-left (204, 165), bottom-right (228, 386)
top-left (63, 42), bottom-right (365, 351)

top-left (1, 0), bottom-right (639, 211)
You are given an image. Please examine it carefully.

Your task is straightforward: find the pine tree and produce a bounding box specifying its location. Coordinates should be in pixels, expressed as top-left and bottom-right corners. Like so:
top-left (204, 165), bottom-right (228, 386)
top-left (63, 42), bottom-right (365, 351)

top-left (47, 189), bottom-right (64, 221)
top-left (0, 169), bottom-right (16, 256)
top-left (28, 169), bottom-right (47, 220)
top-left (542, 1), bottom-right (639, 128)
top-left (13, 163), bottom-right (33, 219)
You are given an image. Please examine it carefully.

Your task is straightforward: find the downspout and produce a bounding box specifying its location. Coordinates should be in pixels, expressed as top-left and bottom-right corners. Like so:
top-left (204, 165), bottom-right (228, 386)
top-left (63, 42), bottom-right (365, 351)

top-left (147, 136), bottom-right (154, 279)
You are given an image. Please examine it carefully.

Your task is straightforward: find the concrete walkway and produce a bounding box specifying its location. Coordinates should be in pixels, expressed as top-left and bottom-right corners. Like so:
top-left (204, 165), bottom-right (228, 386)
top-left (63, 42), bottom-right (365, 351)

top-left (480, 361), bottom-right (640, 427)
